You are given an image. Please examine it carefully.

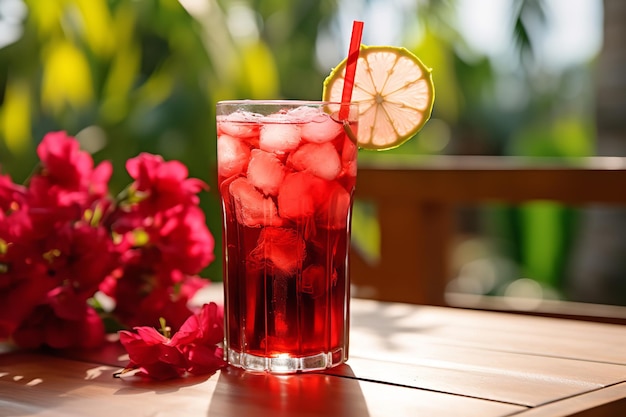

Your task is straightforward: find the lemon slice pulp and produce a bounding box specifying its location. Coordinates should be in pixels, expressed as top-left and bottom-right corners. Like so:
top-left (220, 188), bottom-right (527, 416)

top-left (323, 45), bottom-right (435, 151)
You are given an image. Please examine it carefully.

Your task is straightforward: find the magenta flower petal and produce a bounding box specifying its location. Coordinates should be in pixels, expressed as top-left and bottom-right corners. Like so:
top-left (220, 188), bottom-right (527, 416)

top-left (184, 344), bottom-right (226, 376)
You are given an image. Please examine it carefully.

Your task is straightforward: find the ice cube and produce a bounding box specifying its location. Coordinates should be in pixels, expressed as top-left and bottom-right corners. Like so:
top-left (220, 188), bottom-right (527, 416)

top-left (285, 105), bottom-right (320, 121)
top-left (229, 177), bottom-right (283, 227)
top-left (249, 227), bottom-right (306, 276)
top-left (247, 149), bottom-right (286, 196)
top-left (288, 142), bottom-right (342, 180)
top-left (276, 172), bottom-right (326, 221)
top-left (300, 116), bottom-right (343, 144)
top-left (217, 116), bottom-right (260, 138)
top-left (316, 182), bottom-right (352, 229)
top-left (217, 134), bottom-right (251, 179)
top-left (301, 264), bottom-right (336, 297)
top-left (260, 123), bottom-right (301, 154)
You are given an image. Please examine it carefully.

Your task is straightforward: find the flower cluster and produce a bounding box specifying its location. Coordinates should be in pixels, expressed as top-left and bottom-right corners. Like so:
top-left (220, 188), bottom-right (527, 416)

top-left (0, 131), bottom-right (217, 352)
top-left (118, 302), bottom-right (226, 380)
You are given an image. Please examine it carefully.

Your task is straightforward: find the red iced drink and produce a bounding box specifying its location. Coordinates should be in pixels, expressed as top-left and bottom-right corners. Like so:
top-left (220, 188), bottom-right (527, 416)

top-left (216, 101), bottom-right (358, 373)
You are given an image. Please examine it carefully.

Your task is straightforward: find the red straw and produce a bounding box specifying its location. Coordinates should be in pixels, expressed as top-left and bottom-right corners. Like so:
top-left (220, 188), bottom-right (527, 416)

top-left (339, 20), bottom-right (364, 119)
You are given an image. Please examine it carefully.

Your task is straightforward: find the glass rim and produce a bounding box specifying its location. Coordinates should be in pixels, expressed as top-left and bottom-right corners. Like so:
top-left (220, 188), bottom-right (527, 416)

top-left (216, 99), bottom-right (357, 107)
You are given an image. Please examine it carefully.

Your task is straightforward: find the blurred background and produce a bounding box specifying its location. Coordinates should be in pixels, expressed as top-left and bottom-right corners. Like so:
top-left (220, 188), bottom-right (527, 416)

top-left (1, 0), bottom-right (624, 306)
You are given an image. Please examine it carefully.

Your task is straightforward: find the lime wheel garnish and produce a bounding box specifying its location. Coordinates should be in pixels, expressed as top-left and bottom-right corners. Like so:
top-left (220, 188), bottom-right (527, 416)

top-left (323, 45), bottom-right (435, 151)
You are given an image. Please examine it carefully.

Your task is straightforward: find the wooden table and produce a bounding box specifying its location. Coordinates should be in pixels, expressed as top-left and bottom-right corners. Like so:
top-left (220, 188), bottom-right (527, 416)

top-left (1, 285), bottom-right (625, 417)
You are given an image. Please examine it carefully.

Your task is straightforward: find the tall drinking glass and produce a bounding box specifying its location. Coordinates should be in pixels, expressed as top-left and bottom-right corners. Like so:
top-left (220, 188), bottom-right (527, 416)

top-left (216, 100), bottom-right (358, 373)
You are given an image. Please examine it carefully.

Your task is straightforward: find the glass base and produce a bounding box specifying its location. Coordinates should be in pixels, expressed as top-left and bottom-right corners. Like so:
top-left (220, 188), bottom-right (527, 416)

top-left (226, 347), bottom-right (346, 373)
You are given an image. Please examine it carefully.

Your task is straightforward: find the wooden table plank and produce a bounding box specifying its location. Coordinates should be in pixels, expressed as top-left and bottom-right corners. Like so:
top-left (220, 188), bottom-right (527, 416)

top-left (350, 299), bottom-right (626, 364)
top-left (0, 352), bottom-right (525, 417)
top-left (509, 382), bottom-right (626, 417)
top-left (331, 353), bottom-right (625, 408)
top-left (209, 366), bottom-right (525, 417)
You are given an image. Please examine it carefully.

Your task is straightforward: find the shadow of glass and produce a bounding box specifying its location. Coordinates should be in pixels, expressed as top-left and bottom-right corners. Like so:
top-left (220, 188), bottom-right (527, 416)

top-left (208, 365), bottom-right (370, 417)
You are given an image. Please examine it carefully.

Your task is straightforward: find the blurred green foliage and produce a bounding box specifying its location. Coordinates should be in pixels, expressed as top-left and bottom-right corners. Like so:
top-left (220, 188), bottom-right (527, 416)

top-left (0, 0), bottom-right (599, 296)
top-left (0, 0), bottom-right (240, 280)
top-left (0, 0), bottom-right (342, 282)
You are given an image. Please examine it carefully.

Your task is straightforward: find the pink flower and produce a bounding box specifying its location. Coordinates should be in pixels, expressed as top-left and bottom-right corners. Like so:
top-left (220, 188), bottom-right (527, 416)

top-left (0, 173), bottom-right (26, 212)
top-left (1, 131), bottom-right (218, 354)
top-left (0, 200), bottom-right (35, 254)
top-left (37, 132), bottom-right (101, 191)
top-left (119, 326), bottom-right (187, 380)
top-left (152, 206), bottom-right (215, 275)
top-left (104, 155), bottom-right (215, 334)
top-left (0, 262), bottom-right (51, 340)
top-left (42, 222), bottom-right (119, 298)
top-left (11, 303), bottom-right (105, 349)
top-left (0, 205), bottom-right (51, 339)
top-left (126, 153), bottom-right (207, 214)
top-left (171, 302), bottom-right (223, 345)
top-left (34, 131), bottom-right (111, 201)
top-left (114, 284), bottom-right (197, 332)
top-left (102, 249), bottom-right (207, 332)
top-left (26, 132), bottom-right (113, 238)
top-left (118, 303), bottom-right (226, 380)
